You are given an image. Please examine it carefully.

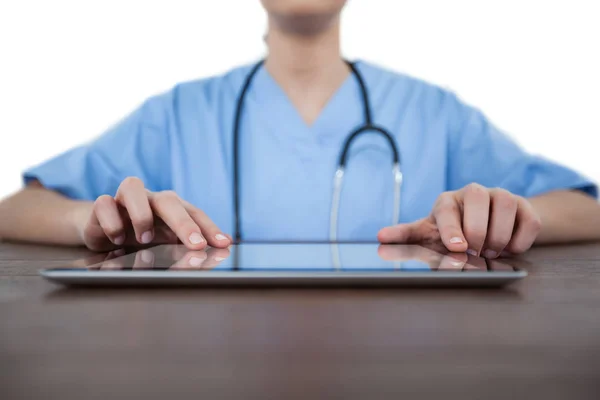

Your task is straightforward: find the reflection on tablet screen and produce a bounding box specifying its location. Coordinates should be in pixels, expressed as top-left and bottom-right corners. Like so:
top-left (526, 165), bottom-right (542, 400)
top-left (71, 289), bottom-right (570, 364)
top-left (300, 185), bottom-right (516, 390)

top-left (71, 243), bottom-right (516, 273)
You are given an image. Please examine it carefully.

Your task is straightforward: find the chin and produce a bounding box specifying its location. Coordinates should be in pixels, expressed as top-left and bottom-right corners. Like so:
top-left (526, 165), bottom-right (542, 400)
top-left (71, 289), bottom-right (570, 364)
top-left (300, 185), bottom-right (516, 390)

top-left (261, 0), bottom-right (347, 17)
top-left (262, 0), bottom-right (347, 35)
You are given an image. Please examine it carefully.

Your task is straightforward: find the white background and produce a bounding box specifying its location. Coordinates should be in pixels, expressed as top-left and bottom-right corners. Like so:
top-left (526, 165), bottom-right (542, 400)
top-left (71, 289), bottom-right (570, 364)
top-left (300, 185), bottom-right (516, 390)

top-left (1, 0), bottom-right (599, 200)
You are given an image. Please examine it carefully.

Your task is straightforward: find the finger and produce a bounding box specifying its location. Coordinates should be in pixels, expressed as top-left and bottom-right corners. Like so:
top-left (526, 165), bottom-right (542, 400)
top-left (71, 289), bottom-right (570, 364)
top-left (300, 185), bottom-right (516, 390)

top-left (152, 226), bottom-right (179, 244)
top-left (150, 191), bottom-right (206, 249)
top-left (182, 201), bottom-right (231, 248)
top-left (94, 195), bottom-right (127, 245)
top-left (115, 177), bottom-right (154, 244)
top-left (505, 197), bottom-right (542, 254)
top-left (461, 183), bottom-right (491, 257)
top-left (438, 253), bottom-right (468, 270)
top-left (82, 211), bottom-right (113, 252)
top-left (482, 189), bottom-right (518, 259)
top-left (377, 220), bottom-right (425, 244)
top-left (170, 250), bottom-right (209, 270)
top-left (417, 241), bottom-right (454, 255)
top-left (133, 249), bottom-right (155, 270)
top-left (200, 247), bottom-right (232, 270)
top-left (500, 250), bottom-right (515, 258)
top-left (432, 192), bottom-right (468, 252)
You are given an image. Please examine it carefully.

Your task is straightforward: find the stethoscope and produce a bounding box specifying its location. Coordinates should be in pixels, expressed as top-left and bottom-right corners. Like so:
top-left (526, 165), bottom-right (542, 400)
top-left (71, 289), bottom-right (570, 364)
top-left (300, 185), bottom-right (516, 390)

top-left (232, 59), bottom-right (403, 243)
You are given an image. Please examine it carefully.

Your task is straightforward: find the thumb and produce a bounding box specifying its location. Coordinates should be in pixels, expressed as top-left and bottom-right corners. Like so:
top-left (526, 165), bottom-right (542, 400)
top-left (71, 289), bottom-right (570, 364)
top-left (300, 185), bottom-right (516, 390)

top-left (377, 221), bottom-right (422, 244)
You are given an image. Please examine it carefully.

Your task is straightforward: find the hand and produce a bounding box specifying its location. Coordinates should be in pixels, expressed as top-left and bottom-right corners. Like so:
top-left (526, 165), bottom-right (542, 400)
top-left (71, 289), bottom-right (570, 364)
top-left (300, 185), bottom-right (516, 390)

top-left (377, 183), bottom-right (542, 258)
top-left (79, 177), bottom-right (232, 252)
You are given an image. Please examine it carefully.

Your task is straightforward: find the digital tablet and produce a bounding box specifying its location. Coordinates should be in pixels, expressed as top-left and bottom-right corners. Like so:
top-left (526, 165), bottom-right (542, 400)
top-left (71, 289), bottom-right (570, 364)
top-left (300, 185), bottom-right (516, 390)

top-left (40, 243), bottom-right (526, 288)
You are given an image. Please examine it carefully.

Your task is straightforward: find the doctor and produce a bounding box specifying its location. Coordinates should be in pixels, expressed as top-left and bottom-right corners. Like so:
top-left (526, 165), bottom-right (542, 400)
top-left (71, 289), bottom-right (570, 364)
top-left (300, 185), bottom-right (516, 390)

top-left (1, 0), bottom-right (599, 259)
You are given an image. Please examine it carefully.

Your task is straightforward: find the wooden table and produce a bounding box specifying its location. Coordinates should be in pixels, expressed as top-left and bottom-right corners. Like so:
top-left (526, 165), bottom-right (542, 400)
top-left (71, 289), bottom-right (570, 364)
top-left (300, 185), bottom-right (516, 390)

top-left (1, 241), bottom-right (599, 400)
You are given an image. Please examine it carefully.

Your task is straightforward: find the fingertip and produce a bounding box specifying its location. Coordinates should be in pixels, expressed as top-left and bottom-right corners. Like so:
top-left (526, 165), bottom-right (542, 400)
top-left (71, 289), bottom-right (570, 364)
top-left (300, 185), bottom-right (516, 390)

top-left (113, 235), bottom-right (126, 246)
top-left (378, 224), bottom-right (413, 244)
top-left (203, 233), bottom-right (231, 249)
top-left (140, 230), bottom-right (154, 244)
top-left (443, 235), bottom-right (468, 252)
top-left (377, 227), bottom-right (394, 243)
top-left (214, 233), bottom-right (231, 248)
top-left (187, 232), bottom-right (208, 250)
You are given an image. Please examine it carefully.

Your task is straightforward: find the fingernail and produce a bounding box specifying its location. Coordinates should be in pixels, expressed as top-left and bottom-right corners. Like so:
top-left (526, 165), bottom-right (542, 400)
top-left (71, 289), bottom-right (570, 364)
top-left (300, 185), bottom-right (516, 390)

top-left (114, 235), bottom-right (125, 245)
top-left (451, 260), bottom-right (465, 268)
top-left (141, 231), bottom-right (153, 244)
top-left (215, 233), bottom-right (228, 241)
top-left (141, 250), bottom-right (153, 264)
top-left (214, 256), bottom-right (226, 262)
top-left (450, 237), bottom-right (464, 244)
top-left (467, 249), bottom-right (478, 256)
top-left (483, 249), bottom-right (498, 259)
top-left (189, 232), bottom-right (205, 245)
top-left (189, 256), bottom-right (205, 267)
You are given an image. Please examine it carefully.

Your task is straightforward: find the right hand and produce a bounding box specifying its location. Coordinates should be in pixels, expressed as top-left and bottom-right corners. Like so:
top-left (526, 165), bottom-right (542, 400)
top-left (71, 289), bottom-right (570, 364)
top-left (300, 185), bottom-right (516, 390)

top-left (79, 177), bottom-right (231, 252)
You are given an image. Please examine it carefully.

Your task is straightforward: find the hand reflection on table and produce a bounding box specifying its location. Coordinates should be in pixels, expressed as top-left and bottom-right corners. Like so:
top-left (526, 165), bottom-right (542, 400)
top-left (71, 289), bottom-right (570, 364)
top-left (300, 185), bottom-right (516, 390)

top-left (85, 243), bottom-right (514, 272)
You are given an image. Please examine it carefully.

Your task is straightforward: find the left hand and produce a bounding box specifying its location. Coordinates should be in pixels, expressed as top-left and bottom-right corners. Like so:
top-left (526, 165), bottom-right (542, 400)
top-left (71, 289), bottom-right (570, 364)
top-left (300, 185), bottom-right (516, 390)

top-left (377, 183), bottom-right (542, 258)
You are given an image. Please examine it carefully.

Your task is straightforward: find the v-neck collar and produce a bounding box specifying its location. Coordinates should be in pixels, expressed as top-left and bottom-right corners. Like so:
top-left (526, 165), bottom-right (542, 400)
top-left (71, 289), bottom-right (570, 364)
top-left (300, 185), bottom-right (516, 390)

top-left (249, 63), bottom-right (360, 141)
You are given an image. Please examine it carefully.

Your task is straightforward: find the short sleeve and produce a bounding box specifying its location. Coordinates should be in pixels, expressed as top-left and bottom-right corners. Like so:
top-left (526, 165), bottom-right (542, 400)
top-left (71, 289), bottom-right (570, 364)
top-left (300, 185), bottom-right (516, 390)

top-left (446, 94), bottom-right (597, 199)
top-left (23, 92), bottom-right (173, 200)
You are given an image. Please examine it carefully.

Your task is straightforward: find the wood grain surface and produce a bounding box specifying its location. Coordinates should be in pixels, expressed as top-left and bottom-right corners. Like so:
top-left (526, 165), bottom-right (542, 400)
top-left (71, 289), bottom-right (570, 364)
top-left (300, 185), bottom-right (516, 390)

top-left (1, 241), bottom-right (599, 399)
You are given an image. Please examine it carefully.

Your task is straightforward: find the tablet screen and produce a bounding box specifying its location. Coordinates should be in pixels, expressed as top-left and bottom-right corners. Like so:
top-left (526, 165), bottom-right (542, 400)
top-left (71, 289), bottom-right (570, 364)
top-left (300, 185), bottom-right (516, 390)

top-left (49, 243), bottom-right (518, 273)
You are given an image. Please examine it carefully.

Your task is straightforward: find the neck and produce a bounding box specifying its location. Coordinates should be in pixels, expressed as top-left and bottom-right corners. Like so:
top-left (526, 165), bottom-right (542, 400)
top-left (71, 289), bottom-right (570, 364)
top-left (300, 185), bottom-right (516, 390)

top-left (262, 16), bottom-right (350, 125)
top-left (264, 16), bottom-right (348, 86)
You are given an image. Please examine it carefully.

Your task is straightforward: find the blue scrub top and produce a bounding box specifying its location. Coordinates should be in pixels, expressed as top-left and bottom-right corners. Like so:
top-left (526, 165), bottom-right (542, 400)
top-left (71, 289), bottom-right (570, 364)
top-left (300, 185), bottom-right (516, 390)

top-left (24, 60), bottom-right (597, 241)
